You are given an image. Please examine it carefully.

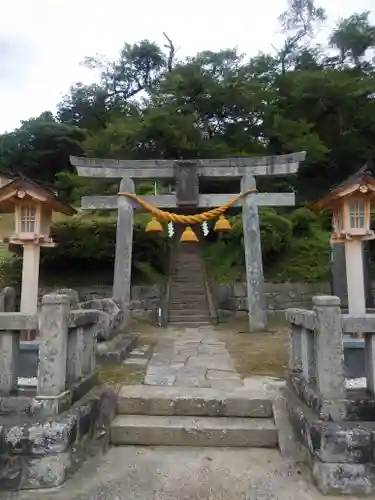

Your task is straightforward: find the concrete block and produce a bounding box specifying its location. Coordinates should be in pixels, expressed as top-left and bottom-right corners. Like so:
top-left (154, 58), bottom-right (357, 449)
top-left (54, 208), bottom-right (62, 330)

top-left (69, 309), bottom-right (100, 328)
top-left (24, 453), bottom-right (70, 489)
top-left (55, 288), bottom-right (79, 308)
top-left (0, 387), bottom-right (117, 491)
top-left (285, 385), bottom-right (372, 464)
top-left (110, 415), bottom-right (278, 447)
top-left (312, 461), bottom-right (372, 496)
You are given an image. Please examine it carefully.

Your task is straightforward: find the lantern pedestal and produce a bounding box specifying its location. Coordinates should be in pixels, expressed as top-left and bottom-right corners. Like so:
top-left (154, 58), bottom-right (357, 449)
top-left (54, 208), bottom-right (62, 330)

top-left (345, 239), bottom-right (366, 316)
top-left (20, 244), bottom-right (41, 314)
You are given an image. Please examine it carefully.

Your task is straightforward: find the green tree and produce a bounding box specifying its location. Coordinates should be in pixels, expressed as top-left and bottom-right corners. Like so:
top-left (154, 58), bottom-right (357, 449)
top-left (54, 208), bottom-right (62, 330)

top-left (0, 112), bottom-right (86, 183)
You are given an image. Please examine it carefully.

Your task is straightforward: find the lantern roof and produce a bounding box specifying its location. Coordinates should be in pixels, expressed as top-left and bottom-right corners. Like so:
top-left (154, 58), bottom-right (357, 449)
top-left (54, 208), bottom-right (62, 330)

top-left (0, 173), bottom-right (76, 215)
top-left (312, 162), bottom-right (375, 210)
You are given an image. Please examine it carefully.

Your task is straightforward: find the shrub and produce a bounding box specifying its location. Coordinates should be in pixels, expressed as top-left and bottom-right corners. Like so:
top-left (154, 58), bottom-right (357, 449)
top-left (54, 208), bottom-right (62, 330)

top-left (203, 209), bottom-right (293, 281)
top-left (266, 228), bottom-right (331, 283)
top-left (259, 208), bottom-right (292, 257)
top-left (291, 206), bottom-right (319, 237)
top-left (37, 214), bottom-right (170, 284)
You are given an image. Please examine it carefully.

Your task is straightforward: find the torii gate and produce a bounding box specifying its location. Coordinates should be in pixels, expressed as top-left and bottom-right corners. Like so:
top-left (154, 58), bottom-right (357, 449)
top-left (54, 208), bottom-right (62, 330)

top-left (70, 152), bottom-right (306, 331)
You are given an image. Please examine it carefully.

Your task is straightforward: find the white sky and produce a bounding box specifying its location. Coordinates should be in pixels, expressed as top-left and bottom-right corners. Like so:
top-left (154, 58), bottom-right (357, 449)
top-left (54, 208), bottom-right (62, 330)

top-left (0, 0), bottom-right (374, 134)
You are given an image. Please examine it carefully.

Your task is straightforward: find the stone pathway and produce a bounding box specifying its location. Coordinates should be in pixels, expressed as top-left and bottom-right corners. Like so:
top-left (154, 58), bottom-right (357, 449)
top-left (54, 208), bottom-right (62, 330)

top-left (144, 325), bottom-right (243, 390)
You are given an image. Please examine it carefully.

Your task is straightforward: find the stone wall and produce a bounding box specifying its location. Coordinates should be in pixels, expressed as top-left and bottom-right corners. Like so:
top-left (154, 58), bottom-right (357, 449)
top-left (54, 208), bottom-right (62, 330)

top-left (40, 283), bottom-right (335, 315)
top-left (39, 285), bottom-right (163, 320)
top-left (212, 282), bottom-right (331, 311)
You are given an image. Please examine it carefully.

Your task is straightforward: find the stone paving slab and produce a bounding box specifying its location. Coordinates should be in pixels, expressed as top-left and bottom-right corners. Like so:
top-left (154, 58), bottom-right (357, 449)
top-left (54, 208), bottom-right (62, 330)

top-left (143, 325), bottom-right (243, 389)
top-left (206, 369), bottom-right (241, 380)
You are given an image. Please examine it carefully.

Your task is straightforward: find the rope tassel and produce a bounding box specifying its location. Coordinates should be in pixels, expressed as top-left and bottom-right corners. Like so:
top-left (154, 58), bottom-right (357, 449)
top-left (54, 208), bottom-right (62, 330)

top-left (118, 188), bottom-right (257, 225)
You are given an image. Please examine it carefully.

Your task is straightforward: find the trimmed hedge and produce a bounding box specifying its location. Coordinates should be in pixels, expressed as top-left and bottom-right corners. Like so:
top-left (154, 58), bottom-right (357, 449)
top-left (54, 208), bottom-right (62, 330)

top-left (42, 215), bottom-right (170, 283)
top-left (8, 214), bottom-right (170, 285)
top-left (2, 206), bottom-right (336, 286)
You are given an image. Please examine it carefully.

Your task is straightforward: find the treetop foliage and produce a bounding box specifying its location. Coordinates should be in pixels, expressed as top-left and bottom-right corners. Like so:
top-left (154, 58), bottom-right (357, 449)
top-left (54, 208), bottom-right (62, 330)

top-left (0, 2), bottom-right (374, 201)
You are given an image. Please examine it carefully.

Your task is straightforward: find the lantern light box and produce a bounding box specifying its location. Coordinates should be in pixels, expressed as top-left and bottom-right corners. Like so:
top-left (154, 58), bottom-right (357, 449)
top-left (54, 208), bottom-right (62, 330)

top-left (0, 174), bottom-right (75, 313)
top-left (313, 165), bottom-right (375, 316)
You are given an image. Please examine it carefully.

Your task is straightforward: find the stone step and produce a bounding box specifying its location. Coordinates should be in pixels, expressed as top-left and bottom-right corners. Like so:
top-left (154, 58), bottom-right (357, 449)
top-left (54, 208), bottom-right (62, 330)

top-left (169, 312), bottom-right (209, 319)
top-left (170, 296), bottom-right (207, 301)
top-left (169, 299), bottom-right (208, 311)
top-left (169, 306), bottom-right (208, 312)
top-left (169, 303), bottom-right (208, 308)
top-left (174, 262), bottom-right (201, 266)
top-left (172, 272), bottom-right (204, 283)
top-left (172, 275), bottom-right (204, 279)
top-left (170, 294), bottom-right (206, 298)
top-left (110, 415), bottom-right (277, 447)
top-left (169, 316), bottom-right (211, 323)
top-left (116, 386), bottom-right (274, 417)
top-left (174, 266), bottom-right (202, 269)
top-left (172, 282), bottom-right (205, 286)
top-left (168, 321), bottom-right (213, 326)
top-left (172, 284), bottom-right (204, 288)
top-left (169, 302), bottom-right (207, 307)
top-left (173, 268), bottom-right (202, 272)
top-left (168, 310), bottom-right (209, 315)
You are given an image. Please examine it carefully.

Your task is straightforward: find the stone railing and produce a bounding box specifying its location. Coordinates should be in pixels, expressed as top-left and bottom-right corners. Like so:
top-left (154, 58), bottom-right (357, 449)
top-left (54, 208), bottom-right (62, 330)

top-left (286, 296), bottom-right (346, 404)
top-left (285, 295), bottom-right (375, 495)
top-left (286, 295), bottom-right (375, 400)
top-left (0, 293), bottom-right (100, 416)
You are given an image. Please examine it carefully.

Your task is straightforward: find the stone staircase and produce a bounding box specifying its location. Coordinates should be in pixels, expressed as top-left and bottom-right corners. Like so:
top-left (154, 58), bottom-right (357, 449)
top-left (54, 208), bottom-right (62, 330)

top-left (110, 386), bottom-right (278, 448)
top-left (168, 243), bottom-right (212, 326)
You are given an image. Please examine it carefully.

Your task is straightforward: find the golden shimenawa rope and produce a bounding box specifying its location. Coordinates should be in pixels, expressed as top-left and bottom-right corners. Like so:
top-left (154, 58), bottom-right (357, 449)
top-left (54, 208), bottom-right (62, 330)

top-left (118, 188), bottom-right (257, 225)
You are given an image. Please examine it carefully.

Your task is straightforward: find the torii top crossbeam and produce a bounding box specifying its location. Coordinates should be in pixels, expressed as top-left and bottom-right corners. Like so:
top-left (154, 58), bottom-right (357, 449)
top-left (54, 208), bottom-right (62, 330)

top-left (70, 152), bottom-right (306, 179)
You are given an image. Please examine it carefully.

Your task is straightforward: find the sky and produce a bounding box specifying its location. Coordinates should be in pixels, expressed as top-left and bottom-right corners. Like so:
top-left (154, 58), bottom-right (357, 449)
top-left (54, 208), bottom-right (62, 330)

top-left (0, 0), bottom-right (374, 134)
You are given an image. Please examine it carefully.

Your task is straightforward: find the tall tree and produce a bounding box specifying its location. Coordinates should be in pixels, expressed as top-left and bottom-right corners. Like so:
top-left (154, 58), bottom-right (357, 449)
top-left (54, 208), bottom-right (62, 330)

top-left (329, 11), bottom-right (375, 67)
top-left (57, 38), bottom-right (175, 132)
top-left (0, 112), bottom-right (86, 183)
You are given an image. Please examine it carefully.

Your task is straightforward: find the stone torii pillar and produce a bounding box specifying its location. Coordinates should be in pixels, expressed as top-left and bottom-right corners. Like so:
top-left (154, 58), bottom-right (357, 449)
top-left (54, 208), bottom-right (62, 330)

top-left (71, 152), bottom-right (306, 331)
top-left (241, 175), bottom-right (267, 330)
top-left (113, 177), bottom-right (134, 319)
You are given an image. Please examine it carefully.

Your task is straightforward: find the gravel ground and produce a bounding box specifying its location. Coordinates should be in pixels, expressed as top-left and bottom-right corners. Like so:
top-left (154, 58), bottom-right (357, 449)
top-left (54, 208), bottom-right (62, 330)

top-left (2, 446), bottom-right (360, 500)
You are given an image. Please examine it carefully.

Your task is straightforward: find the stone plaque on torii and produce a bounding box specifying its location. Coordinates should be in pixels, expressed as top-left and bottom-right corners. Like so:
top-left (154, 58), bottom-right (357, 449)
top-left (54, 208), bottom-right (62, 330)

top-left (70, 152), bottom-right (306, 331)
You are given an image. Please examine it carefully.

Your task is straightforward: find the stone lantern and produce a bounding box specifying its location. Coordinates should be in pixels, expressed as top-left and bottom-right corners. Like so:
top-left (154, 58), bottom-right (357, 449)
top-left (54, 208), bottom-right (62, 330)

top-left (0, 175), bottom-right (75, 314)
top-left (313, 166), bottom-right (375, 316)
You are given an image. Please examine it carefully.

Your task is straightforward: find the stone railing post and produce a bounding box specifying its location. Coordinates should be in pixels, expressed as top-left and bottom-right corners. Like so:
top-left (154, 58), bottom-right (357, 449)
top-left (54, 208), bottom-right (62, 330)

top-left (289, 323), bottom-right (302, 371)
top-left (313, 295), bottom-right (345, 400)
top-left (66, 326), bottom-right (84, 385)
top-left (4, 287), bottom-right (16, 312)
top-left (38, 294), bottom-right (70, 396)
top-left (82, 324), bottom-right (97, 376)
top-left (365, 332), bottom-right (375, 395)
top-left (301, 327), bottom-right (316, 383)
top-left (67, 310), bottom-right (99, 385)
top-left (0, 328), bottom-right (19, 394)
